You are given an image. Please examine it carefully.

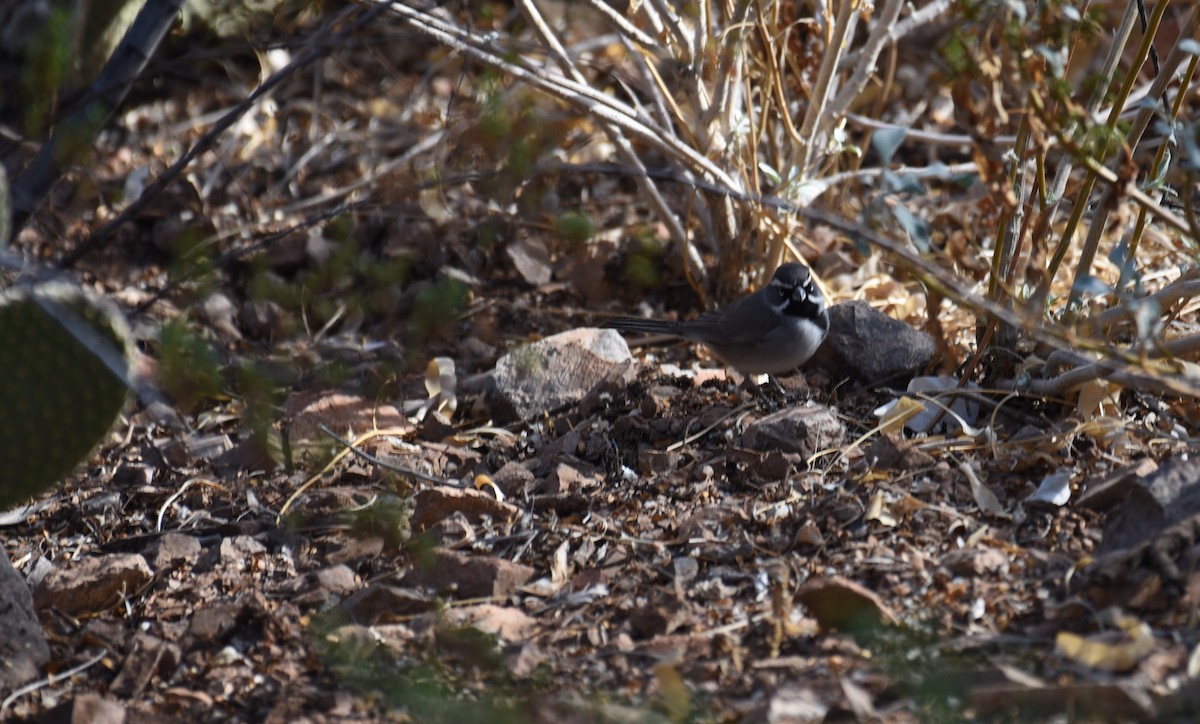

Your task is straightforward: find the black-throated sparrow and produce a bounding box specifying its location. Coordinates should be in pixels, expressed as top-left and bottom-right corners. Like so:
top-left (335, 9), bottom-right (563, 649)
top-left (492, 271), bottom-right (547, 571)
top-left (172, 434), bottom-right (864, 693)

top-left (607, 262), bottom-right (829, 376)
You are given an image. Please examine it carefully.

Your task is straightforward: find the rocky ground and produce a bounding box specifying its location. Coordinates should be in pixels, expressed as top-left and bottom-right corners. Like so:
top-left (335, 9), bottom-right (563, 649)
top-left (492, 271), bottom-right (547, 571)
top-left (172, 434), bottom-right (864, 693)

top-left (3, 4), bottom-right (1200, 723)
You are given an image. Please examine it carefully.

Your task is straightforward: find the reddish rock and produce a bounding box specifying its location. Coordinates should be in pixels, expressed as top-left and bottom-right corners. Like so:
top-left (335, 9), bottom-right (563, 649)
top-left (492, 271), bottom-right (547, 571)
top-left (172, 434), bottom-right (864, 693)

top-left (340, 585), bottom-right (437, 624)
top-left (34, 553), bottom-right (153, 616)
top-left (410, 486), bottom-right (521, 532)
top-left (795, 576), bottom-right (898, 632)
top-left (402, 549), bottom-right (535, 600)
top-left (742, 404), bottom-right (846, 457)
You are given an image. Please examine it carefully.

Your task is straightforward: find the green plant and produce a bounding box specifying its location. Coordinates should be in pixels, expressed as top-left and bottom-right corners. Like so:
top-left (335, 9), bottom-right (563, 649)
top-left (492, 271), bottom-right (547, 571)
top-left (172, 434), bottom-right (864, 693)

top-left (0, 283), bottom-right (133, 508)
top-left (158, 317), bottom-right (224, 412)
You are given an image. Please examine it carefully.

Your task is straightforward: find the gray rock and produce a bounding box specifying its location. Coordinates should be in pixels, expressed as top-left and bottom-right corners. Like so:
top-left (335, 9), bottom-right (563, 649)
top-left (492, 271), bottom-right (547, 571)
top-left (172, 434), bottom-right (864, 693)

top-left (1096, 455), bottom-right (1200, 554)
top-left (0, 553), bottom-right (49, 692)
top-left (492, 328), bottom-right (635, 420)
top-left (29, 694), bottom-right (128, 724)
top-left (810, 301), bottom-right (934, 385)
top-left (145, 532), bottom-right (202, 569)
top-left (742, 404), bottom-right (846, 457)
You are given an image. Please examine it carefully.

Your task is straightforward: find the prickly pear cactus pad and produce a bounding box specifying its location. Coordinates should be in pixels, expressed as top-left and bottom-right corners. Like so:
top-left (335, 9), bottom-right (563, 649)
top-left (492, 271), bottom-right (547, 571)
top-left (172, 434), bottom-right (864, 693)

top-left (0, 283), bottom-right (133, 508)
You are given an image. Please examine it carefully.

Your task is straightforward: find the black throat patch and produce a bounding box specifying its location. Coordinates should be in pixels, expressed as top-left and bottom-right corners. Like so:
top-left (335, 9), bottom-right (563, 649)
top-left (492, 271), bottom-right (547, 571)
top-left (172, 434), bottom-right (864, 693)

top-left (784, 291), bottom-right (826, 329)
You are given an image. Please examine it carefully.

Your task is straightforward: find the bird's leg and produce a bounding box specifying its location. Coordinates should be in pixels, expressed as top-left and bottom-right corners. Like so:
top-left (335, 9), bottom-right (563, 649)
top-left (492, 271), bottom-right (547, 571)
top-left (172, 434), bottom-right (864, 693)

top-left (736, 373), bottom-right (784, 409)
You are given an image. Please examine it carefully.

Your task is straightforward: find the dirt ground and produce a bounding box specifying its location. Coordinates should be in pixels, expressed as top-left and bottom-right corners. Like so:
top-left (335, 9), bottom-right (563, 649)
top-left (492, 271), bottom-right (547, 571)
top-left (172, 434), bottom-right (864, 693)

top-left (3, 3), bottom-right (1200, 722)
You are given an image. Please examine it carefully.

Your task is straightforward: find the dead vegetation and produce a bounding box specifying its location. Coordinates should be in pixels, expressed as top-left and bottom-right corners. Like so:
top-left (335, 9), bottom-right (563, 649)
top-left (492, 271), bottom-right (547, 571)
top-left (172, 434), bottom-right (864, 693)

top-left (4, 0), bottom-right (1200, 721)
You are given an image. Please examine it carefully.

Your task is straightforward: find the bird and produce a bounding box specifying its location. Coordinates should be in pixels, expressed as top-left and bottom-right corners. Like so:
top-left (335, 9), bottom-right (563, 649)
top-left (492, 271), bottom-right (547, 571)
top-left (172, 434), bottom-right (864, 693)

top-left (607, 262), bottom-right (829, 376)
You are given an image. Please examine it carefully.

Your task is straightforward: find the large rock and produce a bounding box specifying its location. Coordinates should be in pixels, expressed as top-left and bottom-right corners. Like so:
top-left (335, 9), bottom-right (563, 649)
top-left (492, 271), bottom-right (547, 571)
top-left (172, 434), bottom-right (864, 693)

top-left (810, 301), bottom-right (934, 385)
top-left (492, 329), bottom-right (635, 420)
top-left (1091, 456), bottom-right (1200, 554)
top-left (0, 553), bottom-right (49, 692)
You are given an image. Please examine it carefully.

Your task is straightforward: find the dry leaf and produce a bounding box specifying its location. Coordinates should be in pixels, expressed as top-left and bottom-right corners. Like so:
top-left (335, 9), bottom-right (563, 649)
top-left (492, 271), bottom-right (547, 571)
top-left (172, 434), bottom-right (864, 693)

top-left (960, 462), bottom-right (1009, 518)
top-left (654, 663), bottom-right (691, 721)
top-left (908, 376), bottom-right (982, 435)
top-left (894, 494), bottom-right (927, 516)
top-left (408, 357), bottom-right (458, 421)
top-left (1055, 620), bottom-right (1156, 672)
top-left (518, 577), bottom-right (564, 597)
top-left (418, 186), bottom-right (455, 225)
top-left (875, 377), bottom-right (982, 435)
top-left (1076, 379), bottom-right (1121, 421)
top-left (795, 576), bottom-right (899, 632)
top-left (840, 677), bottom-right (877, 720)
top-left (794, 521), bottom-right (825, 546)
top-left (875, 396), bottom-right (926, 434)
top-left (864, 491), bottom-right (897, 526)
top-left (1028, 469), bottom-right (1072, 506)
top-left (474, 474), bottom-right (504, 502)
top-left (506, 235), bottom-right (553, 286)
top-left (1078, 416), bottom-right (1130, 455)
top-left (550, 540), bottom-right (570, 584)
top-left (445, 604), bottom-right (535, 642)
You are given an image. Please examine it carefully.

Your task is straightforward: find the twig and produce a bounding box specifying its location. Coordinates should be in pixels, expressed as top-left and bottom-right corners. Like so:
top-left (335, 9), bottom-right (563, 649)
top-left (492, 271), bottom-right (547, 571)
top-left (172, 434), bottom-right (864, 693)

top-left (515, 0), bottom-right (698, 283)
top-left (319, 423), bottom-right (457, 485)
top-left (59, 4), bottom-right (377, 267)
top-left (1095, 274), bottom-right (1200, 332)
top-left (157, 479), bottom-right (229, 532)
top-left (386, 2), bottom-right (741, 194)
top-left (277, 422), bottom-right (460, 523)
top-left (1, 650), bottom-right (108, 712)
top-left (795, 0), bottom-right (859, 176)
top-left (667, 402), bottom-right (755, 452)
top-left (825, 0), bottom-right (906, 123)
top-left (839, 0), bottom-right (954, 68)
top-left (846, 113), bottom-right (1017, 148)
top-left (645, 0), bottom-right (696, 64)
top-left (1003, 333), bottom-right (1200, 397)
top-left (579, 0), bottom-right (657, 49)
top-left (12, 0), bottom-right (187, 236)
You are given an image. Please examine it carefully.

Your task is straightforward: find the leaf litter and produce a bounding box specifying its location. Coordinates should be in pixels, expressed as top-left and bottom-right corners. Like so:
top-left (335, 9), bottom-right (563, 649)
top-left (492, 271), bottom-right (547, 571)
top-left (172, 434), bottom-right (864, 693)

top-left (4, 8), bottom-right (1200, 724)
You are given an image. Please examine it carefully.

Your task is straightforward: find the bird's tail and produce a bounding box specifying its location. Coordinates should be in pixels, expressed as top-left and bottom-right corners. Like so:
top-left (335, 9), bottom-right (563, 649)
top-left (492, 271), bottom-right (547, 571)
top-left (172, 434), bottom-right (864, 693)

top-left (605, 317), bottom-right (686, 338)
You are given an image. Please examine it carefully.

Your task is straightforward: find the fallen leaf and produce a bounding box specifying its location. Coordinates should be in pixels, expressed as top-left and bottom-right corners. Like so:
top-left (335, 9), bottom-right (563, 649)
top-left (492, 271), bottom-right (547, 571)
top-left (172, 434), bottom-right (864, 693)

top-left (875, 396), bottom-right (926, 434)
top-left (864, 491), bottom-right (897, 526)
top-left (654, 663), bottom-right (690, 721)
top-left (1056, 617), bottom-right (1156, 672)
top-left (1028, 469), bottom-right (1072, 506)
top-left (840, 677), bottom-right (877, 720)
top-left (474, 474), bottom-right (504, 502)
top-left (960, 462), bottom-right (1009, 518)
top-left (551, 540), bottom-right (570, 584)
top-left (506, 235), bottom-right (553, 286)
top-left (880, 376), bottom-right (983, 435)
top-left (445, 604), bottom-right (535, 642)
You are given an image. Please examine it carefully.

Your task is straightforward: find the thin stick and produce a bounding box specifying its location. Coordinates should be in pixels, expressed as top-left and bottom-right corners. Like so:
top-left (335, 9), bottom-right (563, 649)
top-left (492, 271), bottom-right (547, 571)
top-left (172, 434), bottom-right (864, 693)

top-left (1, 650), bottom-right (108, 712)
